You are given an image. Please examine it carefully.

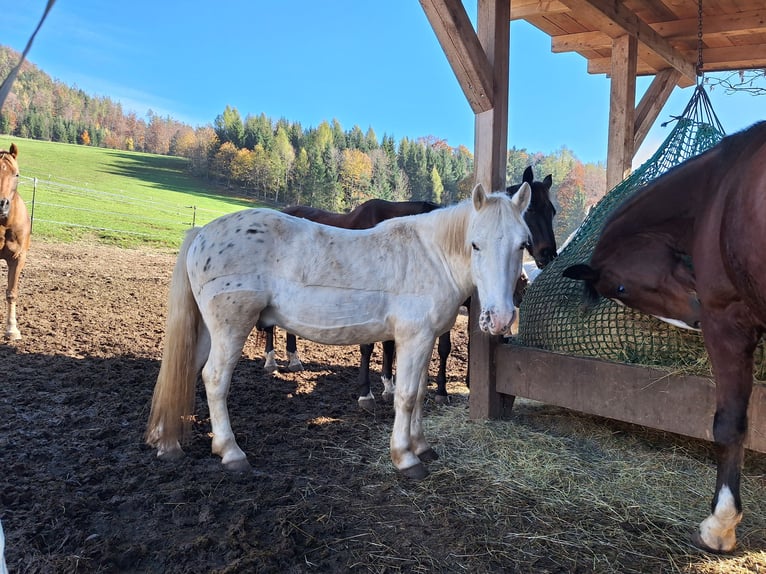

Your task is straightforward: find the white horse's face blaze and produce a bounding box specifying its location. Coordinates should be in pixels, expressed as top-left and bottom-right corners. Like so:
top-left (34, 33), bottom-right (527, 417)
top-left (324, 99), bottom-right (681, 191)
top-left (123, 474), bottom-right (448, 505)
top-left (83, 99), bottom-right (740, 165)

top-left (469, 183), bottom-right (531, 335)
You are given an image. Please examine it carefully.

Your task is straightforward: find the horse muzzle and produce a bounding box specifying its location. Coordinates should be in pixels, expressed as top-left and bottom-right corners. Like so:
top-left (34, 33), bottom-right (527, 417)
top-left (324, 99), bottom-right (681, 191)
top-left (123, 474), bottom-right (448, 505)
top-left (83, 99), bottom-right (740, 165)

top-left (0, 199), bottom-right (9, 218)
top-left (478, 307), bottom-right (515, 336)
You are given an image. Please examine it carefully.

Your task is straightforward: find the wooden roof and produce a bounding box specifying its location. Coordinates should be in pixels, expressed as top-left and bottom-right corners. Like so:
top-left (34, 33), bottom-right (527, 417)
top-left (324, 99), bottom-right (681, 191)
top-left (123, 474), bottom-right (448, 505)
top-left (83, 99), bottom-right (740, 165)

top-left (511, 0), bottom-right (766, 88)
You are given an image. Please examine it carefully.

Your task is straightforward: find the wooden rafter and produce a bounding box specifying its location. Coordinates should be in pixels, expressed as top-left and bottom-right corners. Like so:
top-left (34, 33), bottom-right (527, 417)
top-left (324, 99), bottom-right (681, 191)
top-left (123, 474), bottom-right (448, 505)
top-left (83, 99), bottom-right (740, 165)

top-left (419, 0), bottom-right (495, 113)
top-left (559, 0), bottom-right (698, 82)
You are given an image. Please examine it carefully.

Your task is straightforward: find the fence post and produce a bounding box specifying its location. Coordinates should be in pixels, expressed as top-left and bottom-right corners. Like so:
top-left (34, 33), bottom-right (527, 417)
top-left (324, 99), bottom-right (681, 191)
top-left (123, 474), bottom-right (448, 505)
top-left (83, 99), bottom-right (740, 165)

top-left (30, 177), bottom-right (37, 231)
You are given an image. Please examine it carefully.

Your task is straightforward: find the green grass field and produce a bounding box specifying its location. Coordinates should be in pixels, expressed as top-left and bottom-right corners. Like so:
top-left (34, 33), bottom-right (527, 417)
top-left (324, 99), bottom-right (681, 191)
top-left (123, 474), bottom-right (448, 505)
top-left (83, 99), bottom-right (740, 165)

top-left (0, 137), bottom-right (267, 249)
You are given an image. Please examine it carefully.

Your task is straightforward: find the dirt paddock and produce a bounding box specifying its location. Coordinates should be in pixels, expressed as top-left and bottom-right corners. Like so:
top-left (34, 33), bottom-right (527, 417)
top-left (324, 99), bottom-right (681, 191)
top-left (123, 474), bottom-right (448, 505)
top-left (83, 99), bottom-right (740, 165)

top-left (2, 241), bottom-right (766, 573)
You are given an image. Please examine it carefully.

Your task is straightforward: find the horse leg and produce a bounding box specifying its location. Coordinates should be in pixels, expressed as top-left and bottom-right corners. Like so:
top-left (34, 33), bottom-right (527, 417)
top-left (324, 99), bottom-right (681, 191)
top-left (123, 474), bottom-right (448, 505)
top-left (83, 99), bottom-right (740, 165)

top-left (203, 325), bottom-right (253, 472)
top-left (390, 335), bottom-right (437, 479)
top-left (692, 310), bottom-right (758, 553)
top-left (285, 333), bottom-right (304, 371)
top-left (380, 339), bottom-right (396, 403)
top-left (434, 332), bottom-right (451, 404)
top-left (357, 343), bottom-right (375, 411)
top-left (263, 326), bottom-right (278, 373)
top-left (5, 251), bottom-right (26, 340)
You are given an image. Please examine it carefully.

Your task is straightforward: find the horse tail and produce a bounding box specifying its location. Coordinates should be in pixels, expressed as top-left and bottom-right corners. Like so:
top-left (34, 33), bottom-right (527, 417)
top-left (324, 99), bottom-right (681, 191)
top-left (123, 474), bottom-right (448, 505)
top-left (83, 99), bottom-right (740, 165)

top-left (146, 227), bottom-right (204, 455)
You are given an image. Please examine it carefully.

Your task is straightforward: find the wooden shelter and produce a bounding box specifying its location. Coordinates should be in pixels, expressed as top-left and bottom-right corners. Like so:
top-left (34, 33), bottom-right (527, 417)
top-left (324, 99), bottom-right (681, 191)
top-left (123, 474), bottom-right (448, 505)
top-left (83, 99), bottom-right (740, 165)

top-left (419, 0), bottom-right (766, 450)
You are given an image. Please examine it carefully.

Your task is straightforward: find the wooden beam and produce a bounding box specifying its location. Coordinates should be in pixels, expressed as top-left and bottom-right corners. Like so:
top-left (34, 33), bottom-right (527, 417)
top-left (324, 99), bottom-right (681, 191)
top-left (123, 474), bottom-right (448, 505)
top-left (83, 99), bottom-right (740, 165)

top-left (470, 0), bottom-right (512, 420)
top-left (606, 34), bottom-right (637, 189)
top-left (634, 68), bottom-right (680, 151)
top-left (495, 345), bottom-right (766, 453)
top-left (420, 0), bottom-right (495, 114)
top-left (687, 45), bottom-right (766, 72)
top-left (587, 56), bottom-right (696, 87)
top-left (652, 9), bottom-right (766, 40)
top-left (559, 0), bottom-right (697, 82)
top-left (552, 30), bottom-right (610, 53)
top-left (510, 0), bottom-right (569, 20)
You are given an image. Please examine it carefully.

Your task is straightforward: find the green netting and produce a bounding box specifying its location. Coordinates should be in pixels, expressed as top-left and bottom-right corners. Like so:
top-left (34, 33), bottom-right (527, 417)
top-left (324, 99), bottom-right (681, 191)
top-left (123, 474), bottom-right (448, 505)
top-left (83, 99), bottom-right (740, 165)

top-left (514, 86), bottom-right (766, 378)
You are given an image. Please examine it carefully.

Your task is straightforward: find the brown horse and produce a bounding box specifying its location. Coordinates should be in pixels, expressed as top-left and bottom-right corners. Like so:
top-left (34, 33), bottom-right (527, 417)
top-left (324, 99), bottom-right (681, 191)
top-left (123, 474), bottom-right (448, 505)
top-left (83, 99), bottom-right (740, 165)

top-left (0, 144), bottom-right (31, 341)
top-left (563, 121), bottom-right (766, 553)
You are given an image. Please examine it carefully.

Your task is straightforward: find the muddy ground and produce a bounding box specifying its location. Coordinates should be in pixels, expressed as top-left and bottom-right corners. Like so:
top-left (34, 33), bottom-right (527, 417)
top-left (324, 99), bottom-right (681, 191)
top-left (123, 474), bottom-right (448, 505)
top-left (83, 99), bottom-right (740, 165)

top-left (1, 241), bottom-right (479, 573)
top-left (1, 241), bottom-right (765, 574)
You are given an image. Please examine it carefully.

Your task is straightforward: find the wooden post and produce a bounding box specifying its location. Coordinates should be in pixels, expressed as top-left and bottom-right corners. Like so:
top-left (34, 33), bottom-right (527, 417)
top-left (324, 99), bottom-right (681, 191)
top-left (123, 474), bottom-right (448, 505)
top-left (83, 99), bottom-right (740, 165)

top-left (606, 34), bottom-right (637, 190)
top-left (469, 0), bottom-right (513, 420)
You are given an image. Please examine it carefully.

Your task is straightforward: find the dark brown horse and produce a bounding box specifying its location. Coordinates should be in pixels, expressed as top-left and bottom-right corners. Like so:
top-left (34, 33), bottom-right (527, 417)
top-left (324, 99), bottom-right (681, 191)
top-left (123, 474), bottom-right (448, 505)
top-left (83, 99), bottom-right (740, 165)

top-left (563, 121), bottom-right (766, 553)
top-left (0, 144), bottom-right (31, 341)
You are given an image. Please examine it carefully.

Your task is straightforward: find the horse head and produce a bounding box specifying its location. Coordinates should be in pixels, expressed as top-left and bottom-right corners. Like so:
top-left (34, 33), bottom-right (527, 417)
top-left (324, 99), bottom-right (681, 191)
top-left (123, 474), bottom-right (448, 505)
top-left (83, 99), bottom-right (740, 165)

top-left (469, 182), bottom-right (531, 335)
top-left (507, 166), bottom-right (557, 268)
top-left (0, 143), bottom-right (19, 219)
top-left (563, 235), bottom-right (701, 330)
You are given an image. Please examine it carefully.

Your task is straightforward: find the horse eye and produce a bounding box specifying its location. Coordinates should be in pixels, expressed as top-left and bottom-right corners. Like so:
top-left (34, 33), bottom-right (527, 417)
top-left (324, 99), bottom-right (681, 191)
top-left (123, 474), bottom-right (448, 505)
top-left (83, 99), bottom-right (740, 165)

top-left (616, 285), bottom-right (626, 295)
top-left (471, 242), bottom-right (479, 251)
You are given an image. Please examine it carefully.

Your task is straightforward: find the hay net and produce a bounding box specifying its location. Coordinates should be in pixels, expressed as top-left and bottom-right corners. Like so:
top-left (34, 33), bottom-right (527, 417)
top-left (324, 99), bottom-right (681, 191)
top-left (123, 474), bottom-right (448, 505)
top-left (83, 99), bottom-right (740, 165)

top-left (514, 85), bottom-right (748, 376)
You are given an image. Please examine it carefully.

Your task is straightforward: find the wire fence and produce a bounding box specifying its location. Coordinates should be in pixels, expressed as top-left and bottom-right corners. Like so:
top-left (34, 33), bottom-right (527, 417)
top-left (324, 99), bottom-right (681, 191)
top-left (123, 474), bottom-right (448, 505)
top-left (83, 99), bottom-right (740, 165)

top-left (18, 175), bottom-right (245, 248)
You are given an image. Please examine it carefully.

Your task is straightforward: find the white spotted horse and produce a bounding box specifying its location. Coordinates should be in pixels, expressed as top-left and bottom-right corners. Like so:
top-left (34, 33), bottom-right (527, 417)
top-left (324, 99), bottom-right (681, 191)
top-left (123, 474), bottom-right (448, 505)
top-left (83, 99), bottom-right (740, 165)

top-left (147, 183), bottom-right (531, 479)
top-left (261, 198), bottom-right (444, 411)
top-left (564, 121), bottom-right (766, 553)
top-left (0, 144), bottom-right (31, 341)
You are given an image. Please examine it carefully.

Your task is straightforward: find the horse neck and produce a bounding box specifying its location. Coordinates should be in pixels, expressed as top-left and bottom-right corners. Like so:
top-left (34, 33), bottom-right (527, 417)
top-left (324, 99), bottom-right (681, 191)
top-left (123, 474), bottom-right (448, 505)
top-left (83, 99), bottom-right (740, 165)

top-left (409, 201), bottom-right (474, 293)
top-left (606, 154), bottom-right (717, 251)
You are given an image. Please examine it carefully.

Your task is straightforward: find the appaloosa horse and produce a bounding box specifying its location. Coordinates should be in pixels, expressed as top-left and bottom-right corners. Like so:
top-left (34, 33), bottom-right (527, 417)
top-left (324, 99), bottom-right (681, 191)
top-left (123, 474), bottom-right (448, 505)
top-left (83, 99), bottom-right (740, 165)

top-left (268, 167), bottom-right (557, 408)
top-left (563, 121), bottom-right (766, 553)
top-left (262, 199), bottom-right (443, 410)
top-left (147, 183), bottom-right (531, 479)
top-left (0, 144), bottom-right (31, 341)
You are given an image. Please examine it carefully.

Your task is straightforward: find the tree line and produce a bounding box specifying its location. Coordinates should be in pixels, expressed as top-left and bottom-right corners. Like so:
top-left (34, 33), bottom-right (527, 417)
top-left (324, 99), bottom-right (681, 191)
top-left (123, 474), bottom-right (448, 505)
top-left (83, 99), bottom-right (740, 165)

top-left (0, 44), bottom-right (604, 242)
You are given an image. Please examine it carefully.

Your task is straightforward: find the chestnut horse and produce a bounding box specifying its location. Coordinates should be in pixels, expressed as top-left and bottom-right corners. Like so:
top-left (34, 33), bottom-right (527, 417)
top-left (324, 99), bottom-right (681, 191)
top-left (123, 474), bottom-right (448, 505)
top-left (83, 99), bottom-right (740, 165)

top-left (563, 121), bottom-right (766, 553)
top-left (0, 144), bottom-right (31, 341)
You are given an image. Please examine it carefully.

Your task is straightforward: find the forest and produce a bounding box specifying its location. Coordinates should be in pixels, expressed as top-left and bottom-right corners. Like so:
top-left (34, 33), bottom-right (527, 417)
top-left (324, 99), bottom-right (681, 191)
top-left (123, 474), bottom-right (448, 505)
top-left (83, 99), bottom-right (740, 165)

top-left (0, 45), bottom-right (605, 242)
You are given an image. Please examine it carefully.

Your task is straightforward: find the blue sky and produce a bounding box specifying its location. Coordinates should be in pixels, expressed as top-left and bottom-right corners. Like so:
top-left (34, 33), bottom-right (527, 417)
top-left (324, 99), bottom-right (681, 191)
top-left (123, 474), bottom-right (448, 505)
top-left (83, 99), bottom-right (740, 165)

top-left (1, 1), bottom-right (763, 166)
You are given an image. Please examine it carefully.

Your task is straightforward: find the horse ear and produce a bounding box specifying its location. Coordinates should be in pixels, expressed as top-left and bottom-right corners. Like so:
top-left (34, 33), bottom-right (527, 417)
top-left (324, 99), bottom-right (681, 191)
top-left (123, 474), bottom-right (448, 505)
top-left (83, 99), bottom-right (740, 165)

top-left (523, 166), bottom-right (534, 184)
top-left (563, 264), bottom-right (602, 307)
top-left (543, 174), bottom-right (553, 190)
top-left (510, 181), bottom-right (531, 214)
top-left (562, 263), bottom-right (599, 283)
top-left (9, 143), bottom-right (17, 158)
top-left (472, 183), bottom-right (488, 210)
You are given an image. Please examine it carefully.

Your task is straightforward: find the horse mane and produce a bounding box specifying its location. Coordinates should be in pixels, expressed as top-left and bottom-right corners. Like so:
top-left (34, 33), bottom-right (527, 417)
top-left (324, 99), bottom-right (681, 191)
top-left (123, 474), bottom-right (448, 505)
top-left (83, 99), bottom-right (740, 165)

top-left (435, 200), bottom-right (473, 259)
top-left (428, 192), bottom-right (517, 259)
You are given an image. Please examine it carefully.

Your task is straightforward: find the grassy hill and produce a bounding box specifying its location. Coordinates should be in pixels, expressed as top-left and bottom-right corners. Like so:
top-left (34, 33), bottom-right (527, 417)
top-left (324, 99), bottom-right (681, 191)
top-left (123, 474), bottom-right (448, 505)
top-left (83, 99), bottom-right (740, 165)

top-left (0, 137), bottom-right (267, 249)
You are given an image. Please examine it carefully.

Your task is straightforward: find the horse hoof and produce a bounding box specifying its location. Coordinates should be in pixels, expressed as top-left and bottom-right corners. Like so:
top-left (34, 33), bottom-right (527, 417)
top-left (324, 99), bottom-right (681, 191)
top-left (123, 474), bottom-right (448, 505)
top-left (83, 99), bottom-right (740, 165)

top-left (288, 362), bottom-right (304, 372)
top-left (399, 463), bottom-right (429, 480)
top-left (690, 530), bottom-right (735, 555)
top-left (418, 448), bottom-right (439, 463)
top-left (224, 458), bottom-right (252, 473)
top-left (157, 448), bottom-right (185, 462)
top-left (434, 394), bottom-right (449, 405)
top-left (358, 396), bottom-right (376, 412)
top-left (5, 331), bottom-right (21, 341)
top-left (264, 363), bottom-right (278, 374)
top-left (381, 392), bottom-right (395, 404)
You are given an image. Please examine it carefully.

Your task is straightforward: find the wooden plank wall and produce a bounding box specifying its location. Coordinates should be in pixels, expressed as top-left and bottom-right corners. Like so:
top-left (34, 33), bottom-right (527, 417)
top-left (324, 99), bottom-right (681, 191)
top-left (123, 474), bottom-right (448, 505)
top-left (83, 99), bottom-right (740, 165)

top-left (495, 345), bottom-right (766, 453)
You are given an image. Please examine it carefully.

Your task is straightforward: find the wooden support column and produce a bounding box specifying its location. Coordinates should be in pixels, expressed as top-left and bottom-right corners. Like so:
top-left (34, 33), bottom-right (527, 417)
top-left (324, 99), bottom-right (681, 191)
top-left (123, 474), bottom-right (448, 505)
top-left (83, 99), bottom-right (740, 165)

top-left (633, 68), bottom-right (680, 152)
top-left (606, 34), bottom-right (637, 189)
top-left (469, 0), bottom-right (513, 420)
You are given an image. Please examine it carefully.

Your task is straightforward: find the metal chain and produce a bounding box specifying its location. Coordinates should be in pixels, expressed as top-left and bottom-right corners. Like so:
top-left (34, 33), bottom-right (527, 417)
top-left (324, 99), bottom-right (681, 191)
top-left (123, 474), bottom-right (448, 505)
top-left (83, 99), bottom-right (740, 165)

top-left (696, 0), bottom-right (704, 79)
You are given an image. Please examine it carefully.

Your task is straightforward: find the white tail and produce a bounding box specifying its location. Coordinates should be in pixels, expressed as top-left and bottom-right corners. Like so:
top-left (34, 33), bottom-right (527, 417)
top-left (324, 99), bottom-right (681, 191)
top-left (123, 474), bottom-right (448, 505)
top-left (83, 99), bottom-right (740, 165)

top-left (145, 227), bottom-right (204, 458)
